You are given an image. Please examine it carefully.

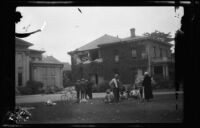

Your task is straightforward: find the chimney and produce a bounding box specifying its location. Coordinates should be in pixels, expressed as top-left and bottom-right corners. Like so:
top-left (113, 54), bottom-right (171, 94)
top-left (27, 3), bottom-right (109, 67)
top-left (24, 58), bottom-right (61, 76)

top-left (130, 28), bottom-right (136, 37)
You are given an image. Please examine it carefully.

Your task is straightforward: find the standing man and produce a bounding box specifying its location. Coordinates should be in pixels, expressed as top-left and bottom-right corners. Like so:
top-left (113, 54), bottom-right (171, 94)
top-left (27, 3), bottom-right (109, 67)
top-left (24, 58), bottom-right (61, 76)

top-left (86, 79), bottom-right (93, 99)
top-left (80, 78), bottom-right (87, 100)
top-left (75, 80), bottom-right (81, 102)
top-left (142, 72), bottom-right (153, 102)
top-left (109, 74), bottom-right (120, 103)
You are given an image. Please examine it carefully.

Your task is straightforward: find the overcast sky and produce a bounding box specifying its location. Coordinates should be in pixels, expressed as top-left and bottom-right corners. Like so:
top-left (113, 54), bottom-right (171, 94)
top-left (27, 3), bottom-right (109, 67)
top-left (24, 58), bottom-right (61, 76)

top-left (16, 7), bottom-right (183, 64)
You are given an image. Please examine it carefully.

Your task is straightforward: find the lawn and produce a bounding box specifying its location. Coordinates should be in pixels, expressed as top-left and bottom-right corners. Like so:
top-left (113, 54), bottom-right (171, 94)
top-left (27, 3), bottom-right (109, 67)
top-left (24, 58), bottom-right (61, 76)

top-left (17, 94), bottom-right (183, 124)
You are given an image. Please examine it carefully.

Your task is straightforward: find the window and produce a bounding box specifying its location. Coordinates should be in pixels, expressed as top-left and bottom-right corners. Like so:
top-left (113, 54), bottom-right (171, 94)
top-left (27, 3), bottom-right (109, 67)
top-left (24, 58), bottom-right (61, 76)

top-left (95, 73), bottom-right (98, 84)
top-left (113, 49), bottom-right (119, 62)
top-left (18, 67), bottom-right (23, 86)
top-left (166, 49), bottom-right (168, 57)
top-left (160, 48), bottom-right (163, 58)
top-left (115, 55), bottom-right (119, 62)
top-left (18, 72), bottom-right (22, 86)
top-left (154, 66), bottom-right (163, 74)
top-left (90, 50), bottom-right (99, 61)
top-left (131, 48), bottom-right (137, 58)
top-left (153, 46), bottom-right (156, 57)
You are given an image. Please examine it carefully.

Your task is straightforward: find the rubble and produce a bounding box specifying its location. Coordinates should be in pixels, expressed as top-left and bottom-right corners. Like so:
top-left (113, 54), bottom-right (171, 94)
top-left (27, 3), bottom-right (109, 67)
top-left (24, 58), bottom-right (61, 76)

top-left (5, 106), bottom-right (31, 124)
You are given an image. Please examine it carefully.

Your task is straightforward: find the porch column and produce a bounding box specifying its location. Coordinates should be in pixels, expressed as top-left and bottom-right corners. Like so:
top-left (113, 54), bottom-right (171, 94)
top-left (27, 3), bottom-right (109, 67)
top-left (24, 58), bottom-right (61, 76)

top-left (151, 66), bottom-right (154, 76)
top-left (22, 53), bottom-right (25, 86)
top-left (163, 65), bottom-right (166, 79)
top-left (15, 54), bottom-right (18, 87)
top-left (166, 65), bottom-right (169, 80)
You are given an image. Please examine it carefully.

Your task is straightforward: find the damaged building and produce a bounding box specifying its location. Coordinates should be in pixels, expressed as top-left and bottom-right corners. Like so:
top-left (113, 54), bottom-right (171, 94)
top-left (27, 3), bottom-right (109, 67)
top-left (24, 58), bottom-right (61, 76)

top-left (68, 28), bottom-right (174, 86)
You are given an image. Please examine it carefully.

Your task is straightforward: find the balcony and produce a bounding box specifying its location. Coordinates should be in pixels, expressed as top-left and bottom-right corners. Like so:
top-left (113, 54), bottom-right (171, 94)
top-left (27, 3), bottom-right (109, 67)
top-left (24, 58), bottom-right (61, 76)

top-left (151, 56), bottom-right (172, 63)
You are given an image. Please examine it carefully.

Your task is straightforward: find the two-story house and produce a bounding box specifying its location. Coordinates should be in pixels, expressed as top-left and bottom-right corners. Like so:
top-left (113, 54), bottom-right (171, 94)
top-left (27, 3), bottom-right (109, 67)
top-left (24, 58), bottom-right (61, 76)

top-left (68, 28), bottom-right (174, 86)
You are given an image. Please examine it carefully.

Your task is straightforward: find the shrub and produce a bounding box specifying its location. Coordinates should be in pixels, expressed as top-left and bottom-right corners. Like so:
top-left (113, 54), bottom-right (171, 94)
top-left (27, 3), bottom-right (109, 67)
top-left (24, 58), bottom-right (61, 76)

top-left (26, 80), bottom-right (43, 94)
top-left (44, 86), bottom-right (54, 94)
top-left (43, 86), bottom-right (63, 94)
top-left (53, 86), bottom-right (63, 93)
top-left (98, 82), bottom-right (110, 92)
top-left (18, 80), bottom-right (44, 95)
top-left (152, 79), bottom-right (174, 89)
top-left (18, 86), bottom-right (33, 95)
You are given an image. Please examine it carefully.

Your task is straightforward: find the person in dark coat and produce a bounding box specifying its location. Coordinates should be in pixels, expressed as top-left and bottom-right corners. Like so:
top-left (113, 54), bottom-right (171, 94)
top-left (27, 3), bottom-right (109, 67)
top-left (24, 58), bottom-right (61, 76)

top-left (86, 79), bottom-right (93, 99)
top-left (80, 79), bottom-right (87, 99)
top-left (75, 80), bottom-right (81, 101)
top-left (142, 72), bottom-right (153, 102)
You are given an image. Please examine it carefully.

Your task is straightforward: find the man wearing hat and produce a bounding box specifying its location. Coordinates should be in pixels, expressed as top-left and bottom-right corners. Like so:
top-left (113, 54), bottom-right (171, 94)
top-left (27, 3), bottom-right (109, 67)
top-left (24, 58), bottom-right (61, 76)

top-left (109, 74), bottom-right (120, 103)
top-left (142, 72), bottom-right (153, 102)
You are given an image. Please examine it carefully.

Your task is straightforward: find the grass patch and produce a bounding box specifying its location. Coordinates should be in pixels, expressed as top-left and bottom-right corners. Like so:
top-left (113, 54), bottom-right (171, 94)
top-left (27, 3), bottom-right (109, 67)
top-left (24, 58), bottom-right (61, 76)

top-left (18, 94), bottom-right (183, 123)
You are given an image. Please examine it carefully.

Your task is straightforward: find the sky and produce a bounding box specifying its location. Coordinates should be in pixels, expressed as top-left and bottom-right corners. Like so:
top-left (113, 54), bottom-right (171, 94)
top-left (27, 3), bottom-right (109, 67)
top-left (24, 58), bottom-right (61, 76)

top-left (16, 7), bottom-right (183, 64)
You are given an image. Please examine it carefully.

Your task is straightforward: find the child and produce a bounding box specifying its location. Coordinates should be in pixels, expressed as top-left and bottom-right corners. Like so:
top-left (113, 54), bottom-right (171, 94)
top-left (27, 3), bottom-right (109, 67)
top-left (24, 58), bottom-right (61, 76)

top-left (104, 89), bottom-right (114, 103)
top-left (120, 91), bottom-right (128, 100)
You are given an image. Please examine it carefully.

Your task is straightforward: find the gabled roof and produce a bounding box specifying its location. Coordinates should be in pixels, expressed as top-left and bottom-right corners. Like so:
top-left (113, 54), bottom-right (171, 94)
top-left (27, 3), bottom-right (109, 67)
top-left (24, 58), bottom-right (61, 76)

top-left (75, 34), bottom-right (121, 52)
top-left (29, 49), bottom-right (45, 54)
top-left (33, 56), bottom-right (62, 64)
top-left (98, 35), bottom-right (149, 47)
top-left (15, 37), bottom-right (33, 47)
top-left (42, 56), bottom-right (61, 64)
top-left (69, 32), bottom-right (174, 54)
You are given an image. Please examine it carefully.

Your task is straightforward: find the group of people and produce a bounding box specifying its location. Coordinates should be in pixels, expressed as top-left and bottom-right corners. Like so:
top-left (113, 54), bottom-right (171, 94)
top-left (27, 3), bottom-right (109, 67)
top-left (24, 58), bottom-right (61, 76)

top-left (107, 72), bottom-right (153, 103)
top-left (75, 78), bottom-right (93, 102)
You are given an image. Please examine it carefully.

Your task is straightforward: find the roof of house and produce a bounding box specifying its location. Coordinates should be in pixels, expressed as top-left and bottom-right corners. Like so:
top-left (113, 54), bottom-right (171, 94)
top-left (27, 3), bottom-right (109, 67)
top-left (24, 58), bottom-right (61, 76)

top-left (29, 49), bottom-right (45, 54)
top-left (69, 32), bottom-right (173, 54)
top-left (15, 37), bottom-right (33, 47)
top-left (98, 35), bottom-right (149, 47)
top-left (42, 56), bottom-right (62, 63)
top-left (75, 34), bottom-right (121, 52)
top-left (33, 56), bottom-right (62, 64)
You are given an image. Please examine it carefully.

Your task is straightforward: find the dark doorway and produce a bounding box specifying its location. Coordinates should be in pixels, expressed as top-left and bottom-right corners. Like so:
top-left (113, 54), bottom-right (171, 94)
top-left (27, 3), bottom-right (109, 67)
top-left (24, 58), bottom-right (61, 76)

top-left (18, 72), bottom-right (22, 86)
top-left (131, 68), bottom-right (137, 85)
top-left (95, 73), bottom-right (98, 85)
top-left (80, 67), bottom-right (83, 79)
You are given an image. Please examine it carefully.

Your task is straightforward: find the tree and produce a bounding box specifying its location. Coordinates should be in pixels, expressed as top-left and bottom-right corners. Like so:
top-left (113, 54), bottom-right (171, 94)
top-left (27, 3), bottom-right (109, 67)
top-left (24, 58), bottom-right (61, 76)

top-left (143, 30), bottom-right (173, 42)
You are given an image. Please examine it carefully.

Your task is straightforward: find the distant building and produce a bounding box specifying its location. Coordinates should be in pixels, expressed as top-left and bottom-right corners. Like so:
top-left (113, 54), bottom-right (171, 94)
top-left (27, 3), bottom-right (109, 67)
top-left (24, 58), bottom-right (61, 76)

top-left (68, 28), bottom-right (174, 85)
top-left (30, 56), bottom-right (64, 89)
top-left (15, 37), bottom-right (63, 89)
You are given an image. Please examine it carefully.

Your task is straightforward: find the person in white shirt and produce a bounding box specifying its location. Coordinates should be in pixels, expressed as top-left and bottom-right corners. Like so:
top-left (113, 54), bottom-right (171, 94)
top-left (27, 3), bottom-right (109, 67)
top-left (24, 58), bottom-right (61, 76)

top-left (109, 74), bottom-right (120, 103)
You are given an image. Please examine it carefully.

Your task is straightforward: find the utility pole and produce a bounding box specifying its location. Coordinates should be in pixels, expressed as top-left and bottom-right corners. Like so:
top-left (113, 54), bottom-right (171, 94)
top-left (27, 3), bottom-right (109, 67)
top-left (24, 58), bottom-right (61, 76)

top-left (147, 45), bottom-right (151, 75)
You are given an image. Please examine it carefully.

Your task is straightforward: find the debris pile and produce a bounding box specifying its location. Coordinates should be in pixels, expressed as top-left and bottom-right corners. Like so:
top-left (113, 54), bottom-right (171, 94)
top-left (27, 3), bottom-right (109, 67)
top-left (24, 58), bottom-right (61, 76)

top-left (5, 106), bottom-right (31, 124)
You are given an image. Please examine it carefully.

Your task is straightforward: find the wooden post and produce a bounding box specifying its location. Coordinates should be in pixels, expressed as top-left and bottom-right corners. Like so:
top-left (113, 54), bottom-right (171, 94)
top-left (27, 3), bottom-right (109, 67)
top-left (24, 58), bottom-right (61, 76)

top-left (147, 45), bottom-right (151, 75)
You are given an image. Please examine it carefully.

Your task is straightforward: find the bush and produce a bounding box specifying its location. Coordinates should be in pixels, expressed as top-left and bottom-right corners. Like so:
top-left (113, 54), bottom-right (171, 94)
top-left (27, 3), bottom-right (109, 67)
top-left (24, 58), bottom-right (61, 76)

top-left (18, 80), bottom-right (44, 95)
top-left (44, 86), bottom-right (63, 94)
top-left (26, 80), bottom-right (43, 94)
top-left (98, 82), bottom-right (110, 92)
top-left (18, 86), bottom-right (33, 95)
top-left (92, 82), bottom-right (111, 93)
top-left (152, 79), bottom-right (174, 89)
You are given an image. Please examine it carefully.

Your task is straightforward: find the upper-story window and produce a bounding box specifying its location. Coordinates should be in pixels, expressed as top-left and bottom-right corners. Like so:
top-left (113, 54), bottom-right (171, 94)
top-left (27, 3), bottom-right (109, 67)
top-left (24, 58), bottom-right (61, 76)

top-left (153, 46), bottom-right (156, 57)
top-left (131, 48), bottom-right (137, 58)
top-left (90, 50), bottom-right (99, 61)
top-left (160, 48), bottom-right (163, 58)
top-left (166, 49), bottom-right (169, 57)
top-left (113, 49), bottom-right (119, 62)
